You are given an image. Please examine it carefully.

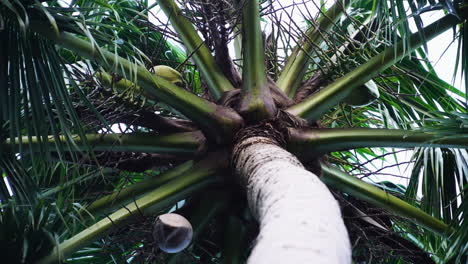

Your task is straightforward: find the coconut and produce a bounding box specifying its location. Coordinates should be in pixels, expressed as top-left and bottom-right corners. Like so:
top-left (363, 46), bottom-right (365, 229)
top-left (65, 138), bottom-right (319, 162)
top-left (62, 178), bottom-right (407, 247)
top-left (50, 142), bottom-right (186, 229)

top-left (152, 65), bottom-right (183, 86)
top-left (153, 213), bottom-right (193, 253)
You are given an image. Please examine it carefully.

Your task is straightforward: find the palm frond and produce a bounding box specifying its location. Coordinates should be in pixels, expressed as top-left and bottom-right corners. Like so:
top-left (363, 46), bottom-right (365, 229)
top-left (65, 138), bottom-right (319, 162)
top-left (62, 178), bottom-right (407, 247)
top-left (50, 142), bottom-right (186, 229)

top-left (404, 147), bottom-right (468, 261)
top-left (0, 1), bottom-right (94, 193)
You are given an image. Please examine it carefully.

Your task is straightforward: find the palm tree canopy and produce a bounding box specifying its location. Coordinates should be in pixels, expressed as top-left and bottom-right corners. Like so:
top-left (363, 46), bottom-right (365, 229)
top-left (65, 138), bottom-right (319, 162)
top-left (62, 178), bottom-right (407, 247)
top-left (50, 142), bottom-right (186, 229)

top-left (0, 0), bottom-right (467, 263)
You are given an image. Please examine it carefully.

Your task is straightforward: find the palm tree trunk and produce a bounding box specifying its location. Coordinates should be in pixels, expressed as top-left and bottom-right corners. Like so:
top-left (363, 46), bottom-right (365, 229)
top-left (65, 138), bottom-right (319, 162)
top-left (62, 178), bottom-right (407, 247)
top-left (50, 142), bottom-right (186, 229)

top-left (232, 136), bottom-right (351, 263)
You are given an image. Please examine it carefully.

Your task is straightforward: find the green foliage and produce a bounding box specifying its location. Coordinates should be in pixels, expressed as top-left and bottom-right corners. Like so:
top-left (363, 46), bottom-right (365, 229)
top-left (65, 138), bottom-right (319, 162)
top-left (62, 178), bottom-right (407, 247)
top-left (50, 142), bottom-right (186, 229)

top-left (1, 200), bottom-right (57, 263)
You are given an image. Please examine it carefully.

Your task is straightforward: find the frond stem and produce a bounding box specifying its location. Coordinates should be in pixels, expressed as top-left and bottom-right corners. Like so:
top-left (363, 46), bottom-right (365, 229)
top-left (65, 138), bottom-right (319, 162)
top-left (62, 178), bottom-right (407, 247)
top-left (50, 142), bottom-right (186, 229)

top-left (320, 164), bottom-right (450, 235)
top-left (288, 128), bottom-right (468, 160)
top-left (4, 132), bottom-right (205, 156)
top-left (157, 0), bottom-right (235, 99)
top-left (239, 0), bottom-right (276, 121)
top-left (37, 152), bottom-right (228, 264)
top-left (276, 0), bottom-right (351, 97)
top-left (286, 13), bottom-right (465, 121)
top-left (32, 29), bottom-right (243, 143)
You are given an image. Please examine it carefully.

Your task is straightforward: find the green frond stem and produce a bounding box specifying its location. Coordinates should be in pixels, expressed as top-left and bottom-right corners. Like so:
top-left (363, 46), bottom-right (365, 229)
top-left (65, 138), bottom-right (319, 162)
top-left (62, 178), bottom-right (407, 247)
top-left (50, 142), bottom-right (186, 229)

top-left (96, 71), bottom-right (199, 133)
top-left (40, 168), bottom-right (118, 198)
top-left (96, 71), bottom-right (157, 105)
top-left (320, 164), bottom-right (449, 235)
top-left (286, 13), bottom-right (465, 121)
top-left (239, 0), bottom-right (276, 121)
top-left (221, 214), bottom-right (246, 264)
top-left (85, 160), bottom-right (194, 215)
top-left (184, 191), bottom-right (227, 240)
top-left (4, 132), bottom-right (205, 156)
top-left (276, 0), bottom-right (351, 97)
top-left (33, 29), bottom-right (243, 143)
top-left (288, 128), bottom-right (468, 160)
top-left (37, 152), bottom-right (228, 264)
top-left (157, 0), bottom-right (234, 99)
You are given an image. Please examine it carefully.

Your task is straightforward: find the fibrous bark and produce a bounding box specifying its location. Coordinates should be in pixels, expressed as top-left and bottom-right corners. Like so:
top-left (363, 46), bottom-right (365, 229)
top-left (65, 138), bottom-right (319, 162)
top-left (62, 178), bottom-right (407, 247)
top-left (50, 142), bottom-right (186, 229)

top-left (232, 136), bottom-right (351, 263)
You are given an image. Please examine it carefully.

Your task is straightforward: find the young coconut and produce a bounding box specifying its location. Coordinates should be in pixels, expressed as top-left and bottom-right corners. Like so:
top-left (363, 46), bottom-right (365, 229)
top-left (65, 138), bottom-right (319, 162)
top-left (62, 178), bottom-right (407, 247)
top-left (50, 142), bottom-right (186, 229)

top-left (344, 79), bottom-right (380, 107)
top-left (153, 213), bottom-right (193, 253)
top-left (152, 65), bottom-right (184, 86)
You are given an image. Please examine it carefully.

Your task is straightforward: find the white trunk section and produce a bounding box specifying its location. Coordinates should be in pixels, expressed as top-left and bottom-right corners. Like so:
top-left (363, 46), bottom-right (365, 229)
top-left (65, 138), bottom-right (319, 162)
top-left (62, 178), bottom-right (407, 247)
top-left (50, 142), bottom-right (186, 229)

top-left (233, 136), bottom-right (351, 263)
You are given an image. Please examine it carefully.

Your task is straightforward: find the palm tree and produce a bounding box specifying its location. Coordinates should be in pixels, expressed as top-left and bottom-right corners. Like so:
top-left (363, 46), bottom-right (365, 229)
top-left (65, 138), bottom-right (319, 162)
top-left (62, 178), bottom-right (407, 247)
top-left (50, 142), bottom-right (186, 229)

top-left (1, 0), bottom-right (467, 263)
